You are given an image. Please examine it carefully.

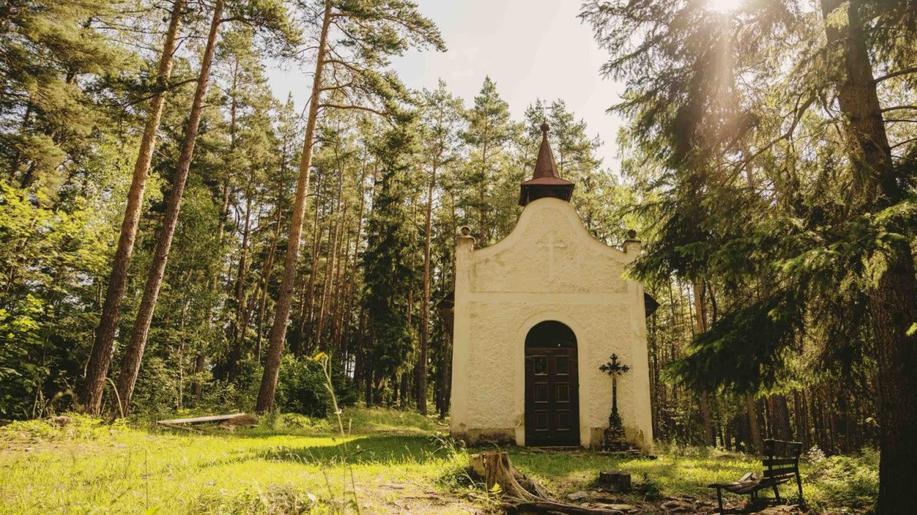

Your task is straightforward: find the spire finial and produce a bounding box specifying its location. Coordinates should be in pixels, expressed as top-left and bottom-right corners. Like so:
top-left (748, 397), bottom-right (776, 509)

top-left (518, 120), bottom-right (574, 206)
top-left (532, 121), bottom-right (559, 180)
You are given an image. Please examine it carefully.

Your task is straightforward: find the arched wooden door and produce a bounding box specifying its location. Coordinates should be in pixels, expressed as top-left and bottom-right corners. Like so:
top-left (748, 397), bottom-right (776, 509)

top-left (524, 321), bottom-right (579, 446)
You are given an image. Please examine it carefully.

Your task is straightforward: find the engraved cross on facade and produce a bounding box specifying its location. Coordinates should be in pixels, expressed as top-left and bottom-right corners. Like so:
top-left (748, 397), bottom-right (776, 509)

top-left (537, 232), bottom-right (567, 281)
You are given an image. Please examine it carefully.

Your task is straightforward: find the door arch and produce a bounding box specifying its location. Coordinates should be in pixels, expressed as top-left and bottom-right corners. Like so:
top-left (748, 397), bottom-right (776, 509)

top-left (524, 321), bottom-right (579, 446)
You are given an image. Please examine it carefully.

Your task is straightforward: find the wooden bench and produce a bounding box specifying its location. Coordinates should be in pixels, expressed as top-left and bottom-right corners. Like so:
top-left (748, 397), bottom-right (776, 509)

top-left (709, 439), bottom-right (804, 513)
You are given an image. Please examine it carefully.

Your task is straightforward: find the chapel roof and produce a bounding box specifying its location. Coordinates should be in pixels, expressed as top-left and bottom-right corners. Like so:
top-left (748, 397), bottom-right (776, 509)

top-left (518, 121), bottom-right (574, 206)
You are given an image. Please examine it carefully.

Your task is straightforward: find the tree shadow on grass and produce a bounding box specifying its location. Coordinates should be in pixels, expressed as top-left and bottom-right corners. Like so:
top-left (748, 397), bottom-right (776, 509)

top-left (253, 433), bottom-right (453, 466)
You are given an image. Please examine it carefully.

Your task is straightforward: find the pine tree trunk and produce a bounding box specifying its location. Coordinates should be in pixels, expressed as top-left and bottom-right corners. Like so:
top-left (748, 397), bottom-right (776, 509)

top-left (745, 393), bottom-right (762, 453)
top-left (255, 208), bottom-right (283, 357)
top-left (226, 194), bottom-right (253, 378)
top-left (691, 281), bottom-right (715, 446)
top-left (793, 389), bottom-right (810, 448)
top-left (299, 190), bottom-right (324, 352)
top-left (113, 0), bottom-right (224, 415)
top-left (820, 0), bottom-right (917, 509)
top-left (316, 174), bottom-right (344, 349)
top-left (81, 0), bottom-right (185, 415)
top-left (191, 352), bottom-right (205, 404)
top-left (256, 0), bottom-right (333, 413)
top-left (415, 164), bottom-right (436, 415)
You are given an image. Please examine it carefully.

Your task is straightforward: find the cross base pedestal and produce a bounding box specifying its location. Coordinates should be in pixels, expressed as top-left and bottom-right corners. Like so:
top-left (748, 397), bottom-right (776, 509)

top-left (603, 412), bottom-right (630, 451)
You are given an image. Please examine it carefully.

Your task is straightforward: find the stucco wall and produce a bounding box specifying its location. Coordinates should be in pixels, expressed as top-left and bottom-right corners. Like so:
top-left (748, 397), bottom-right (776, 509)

top-left (449, 197), bottom-right (653, 450)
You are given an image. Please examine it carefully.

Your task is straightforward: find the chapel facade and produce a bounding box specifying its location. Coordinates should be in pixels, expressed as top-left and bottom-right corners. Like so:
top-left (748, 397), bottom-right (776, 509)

top-left (449, 123), bottom-right (654, 450)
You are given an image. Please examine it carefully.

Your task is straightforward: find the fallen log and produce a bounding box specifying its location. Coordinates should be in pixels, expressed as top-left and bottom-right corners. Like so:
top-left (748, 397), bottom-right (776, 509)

top-left (156, 421), bottom-right (203, 433)
top-left (157, 413), bottom-right (255, 426)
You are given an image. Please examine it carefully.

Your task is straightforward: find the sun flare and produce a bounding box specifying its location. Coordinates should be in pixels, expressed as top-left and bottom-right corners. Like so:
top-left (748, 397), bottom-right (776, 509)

top-left (705, 0), bottom-right (744, 13)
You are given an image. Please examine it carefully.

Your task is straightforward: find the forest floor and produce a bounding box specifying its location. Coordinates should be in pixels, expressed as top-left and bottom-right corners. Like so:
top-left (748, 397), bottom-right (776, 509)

top-left (0, 408), bottom-right (876, 514)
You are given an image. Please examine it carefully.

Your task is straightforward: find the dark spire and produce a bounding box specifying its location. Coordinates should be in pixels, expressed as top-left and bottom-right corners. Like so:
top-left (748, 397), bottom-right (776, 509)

top-left (518, 122), bottom-right (574, 206)
top-left (533, 121), bottom-right (559, 179)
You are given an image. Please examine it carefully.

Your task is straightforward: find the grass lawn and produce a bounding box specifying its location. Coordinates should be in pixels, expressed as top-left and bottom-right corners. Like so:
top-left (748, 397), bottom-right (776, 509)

top-left (0, 408), bottom-right (877, 514)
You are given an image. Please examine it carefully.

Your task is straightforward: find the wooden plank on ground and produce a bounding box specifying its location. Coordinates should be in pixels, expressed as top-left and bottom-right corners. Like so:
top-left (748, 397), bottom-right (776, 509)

top-left (157, 413), bottom-right (246, 425)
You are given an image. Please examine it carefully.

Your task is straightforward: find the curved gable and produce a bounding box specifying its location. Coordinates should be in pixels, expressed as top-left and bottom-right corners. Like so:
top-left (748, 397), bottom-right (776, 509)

top-left (469, 197), bottom-right (635, 294)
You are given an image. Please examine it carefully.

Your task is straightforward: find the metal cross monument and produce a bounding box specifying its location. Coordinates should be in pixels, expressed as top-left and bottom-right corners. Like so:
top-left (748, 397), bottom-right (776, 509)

top-left (600, 353), bottom-right (630, 422)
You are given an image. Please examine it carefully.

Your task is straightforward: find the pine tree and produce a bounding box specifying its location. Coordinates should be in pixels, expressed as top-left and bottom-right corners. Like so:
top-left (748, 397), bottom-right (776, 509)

top-left (103, 0), bottom-right (227, 416)
top-left (361, 118), bottom-right (419, 405)
top-left (414, 81), bottom-right (464, 414)
top-left (461, 76), bottom-right (512, 244)
top-left (0, 0), bottom-right (128, 192)
top-left (581, 0), bottom-right (917, 506)
top-left (82, 0), bottom-right (186, 416)
top-left (256, 0), bottom-right (444, 413)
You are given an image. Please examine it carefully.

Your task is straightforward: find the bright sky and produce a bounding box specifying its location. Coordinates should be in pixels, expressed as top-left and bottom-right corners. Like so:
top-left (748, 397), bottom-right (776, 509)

top-left (265, 0), bottom-right (626, 170)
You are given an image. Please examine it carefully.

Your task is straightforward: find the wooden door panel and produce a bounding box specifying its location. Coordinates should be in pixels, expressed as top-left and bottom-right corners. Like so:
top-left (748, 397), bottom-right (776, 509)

top-left (525, 346), bottom-right (579, 446)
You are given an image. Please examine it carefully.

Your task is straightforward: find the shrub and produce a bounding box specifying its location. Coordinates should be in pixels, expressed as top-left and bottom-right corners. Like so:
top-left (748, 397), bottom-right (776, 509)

top-left (275, 355), bottom-right (333, 417)
top-left (274, 355), bottom-right (358, 418)
top-left (807, 448), bottom-right (878, 510)
top-left (0, 413), bottom-right (126, 443)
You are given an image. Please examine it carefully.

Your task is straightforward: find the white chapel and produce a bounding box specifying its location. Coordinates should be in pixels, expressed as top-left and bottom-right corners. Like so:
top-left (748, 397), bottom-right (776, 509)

top-left (449, 122), bottom-right (654, 450)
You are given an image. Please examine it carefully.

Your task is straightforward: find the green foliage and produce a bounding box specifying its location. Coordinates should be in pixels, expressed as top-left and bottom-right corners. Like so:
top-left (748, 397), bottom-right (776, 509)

top-left (460, 76), bottom-right (514, 243)
top-left (667, 291), bottom-right (804, 393)
top-left (0, 0), bottom-right (133, 192)
top-left (275, 354), bottom-right (333, 417)
top-left (581, 0), bottom-right (917, 407)
top-left (806, 448), bottom-right (879, 510)
top-left (0, 413), bottom-right (127, 443)
top-left (0, 179), bottom-right (113, 418)
top-left (361, 118), bottom-right (421, 389)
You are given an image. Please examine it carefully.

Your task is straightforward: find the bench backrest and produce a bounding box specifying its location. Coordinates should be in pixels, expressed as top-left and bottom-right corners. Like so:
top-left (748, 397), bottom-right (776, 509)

top-left (761, 438), bottom-right (802, 480)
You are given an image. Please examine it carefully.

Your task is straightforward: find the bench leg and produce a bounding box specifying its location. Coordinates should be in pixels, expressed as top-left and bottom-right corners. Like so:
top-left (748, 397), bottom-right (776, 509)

top-left (716, 487), bottom-right (724, 514)
top-left (773, 483), bottom-right (781, 502)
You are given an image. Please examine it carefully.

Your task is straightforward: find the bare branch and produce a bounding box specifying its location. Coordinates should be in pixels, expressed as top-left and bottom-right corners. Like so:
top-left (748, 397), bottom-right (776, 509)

top-left (319, 81), bottom-right (354, 93)
top-left (890, 137), bottom-right (917, 150)
top-left (318, 103), bottom-right (386, 117)
top-left (874, 66), bottom-right (917, 83)
top-left (881, 105), bottom-right (917, 113)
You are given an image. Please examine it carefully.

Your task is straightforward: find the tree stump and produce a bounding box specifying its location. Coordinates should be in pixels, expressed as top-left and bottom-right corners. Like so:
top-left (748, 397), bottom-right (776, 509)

top-left (469, 451), bottom-right (625, 514)
top-left (469, 451), bottom-right (549, 501)
top-left (597, 471), bottom-right (632, 492)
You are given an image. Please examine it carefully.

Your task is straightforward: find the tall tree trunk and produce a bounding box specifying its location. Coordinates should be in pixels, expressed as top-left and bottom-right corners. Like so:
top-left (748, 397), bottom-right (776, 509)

top-left (745, 393), bottom-right (762, 453)
top-left (256, 208), bottom-right (283, 356)
top-left (298, 181), bottom-right (324, 352)
top-left (256, 0), bottom-right (332, 413)
top-left (81, 0), bottom-right (185, 415)
top-left (331, 222), bottom-right (352, 349)
top-left (226, 194), bottom-right (253, 377)
top-left (820, 0), bottom-right (917, 510)
top-left (316, 173), bottom-right (344, 348)
top-left (692, 281), bottom-right (715, 446)
top-left (415, 163), bottom-right (436, 415)
top-left (113, 0), bottom-right (224, 414)
top-left (191, 352), bottom-right (205, 404)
